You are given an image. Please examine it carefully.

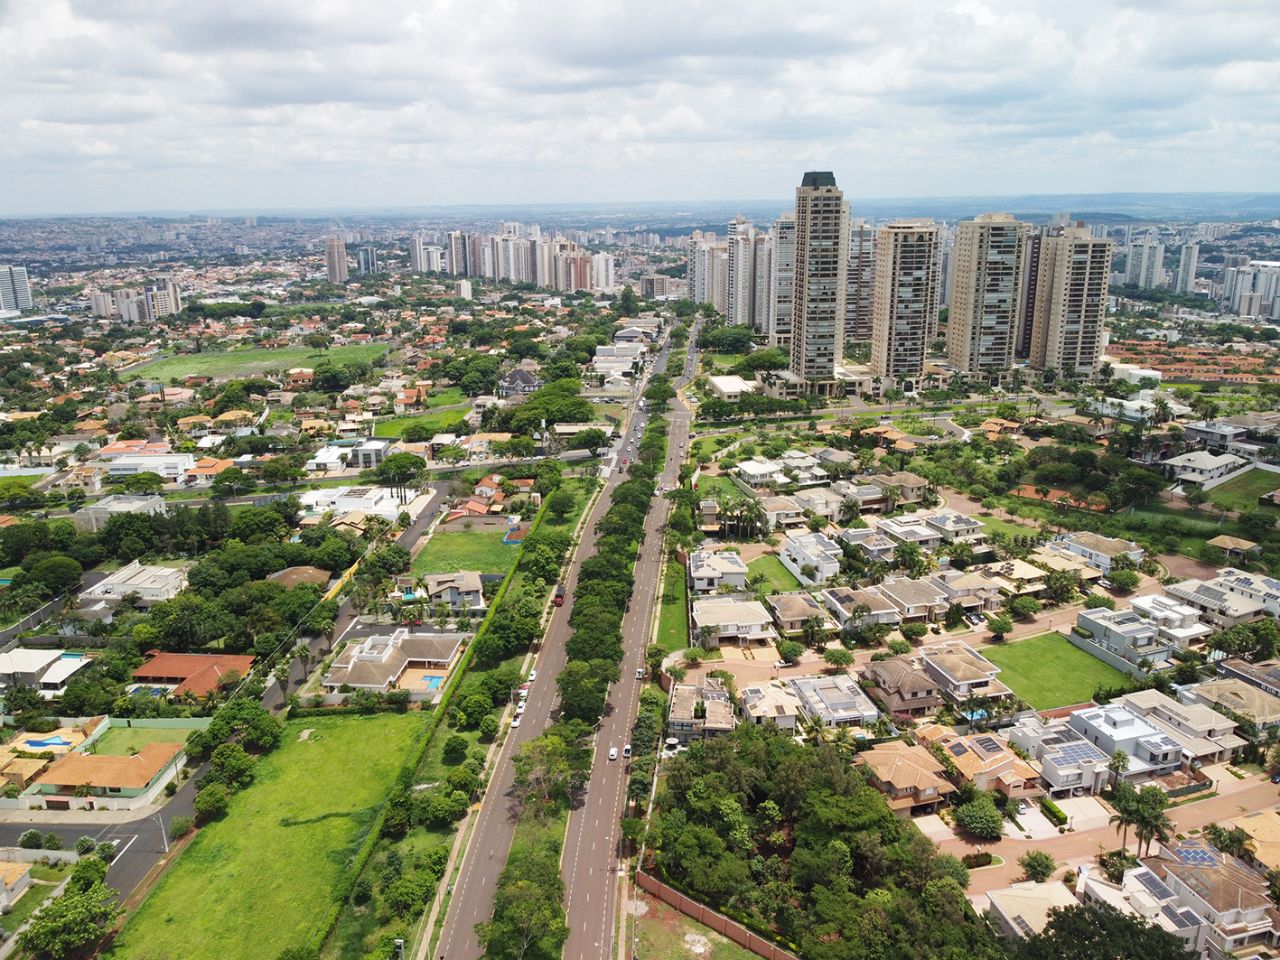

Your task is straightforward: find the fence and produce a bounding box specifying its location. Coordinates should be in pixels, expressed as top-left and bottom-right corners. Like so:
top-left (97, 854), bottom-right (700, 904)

top-left (1167, 777), bottom-right (1215, 800)
top-left (634, 871), bottom-right (801, 960)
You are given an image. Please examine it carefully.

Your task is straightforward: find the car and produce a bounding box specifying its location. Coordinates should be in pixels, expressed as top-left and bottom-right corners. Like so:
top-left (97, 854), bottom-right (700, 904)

top-left (635, 667), bottom-right (644, 679)
top-left (1271, 773), bottom-right (1280, 784)
top-left (1017, 800), bottom-right (1029, 814)
top-left (511, 715), bottom-right (521, 728)
top-left (516, 702), bottom-right (526, 715)
top-left (623, 744), bottom-right (632, 758)
top-left (774, 659), bottom-right (790, 669)
top-left (528, 670), bottom-right (537, 682)
top-left (608, 746), bottom-right (618, 761)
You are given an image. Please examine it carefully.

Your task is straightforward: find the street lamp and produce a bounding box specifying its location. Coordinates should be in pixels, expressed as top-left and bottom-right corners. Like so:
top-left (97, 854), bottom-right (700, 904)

top-left (154, 814), bottom-right (169, 854)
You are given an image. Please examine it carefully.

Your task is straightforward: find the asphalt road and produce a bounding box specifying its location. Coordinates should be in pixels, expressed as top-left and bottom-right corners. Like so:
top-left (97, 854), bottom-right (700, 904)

top-left (430, 345), bottom-right (677, 960)
top-left (560, 355), bottom-right (691, 959)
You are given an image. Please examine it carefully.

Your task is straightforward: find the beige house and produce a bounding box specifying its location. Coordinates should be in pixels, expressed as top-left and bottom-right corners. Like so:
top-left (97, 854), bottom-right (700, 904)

top-left (917, 724), bottom-right (1042, 801)
top-left (858, 740), bottom-right (955, 816)
top-left (1186, 678), bottom-right (1280, 731)
top-left (667, 679), bottom-right (736, 745)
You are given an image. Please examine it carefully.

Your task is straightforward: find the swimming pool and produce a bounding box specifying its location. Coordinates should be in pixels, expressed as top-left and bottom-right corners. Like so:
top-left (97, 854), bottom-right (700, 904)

top-left (418, 676), bottom-right (444, 691)
top-left (25, 736), bottom-right (71, 749)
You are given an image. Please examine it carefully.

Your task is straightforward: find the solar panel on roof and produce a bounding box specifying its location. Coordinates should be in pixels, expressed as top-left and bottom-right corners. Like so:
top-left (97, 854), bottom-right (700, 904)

top-left (976, 736), bottom-right (1001, 751)
top-left (1161, 905), bottom-right (1192, 928)
top-left (948, 742), bottom-right (967, 756)
top-left (1136, 870), bottom-right (1174, 901)
top-left (1175, 847), bottom-right (1216, 866)
top-left (1011, 916), bottom-right (1034, 936)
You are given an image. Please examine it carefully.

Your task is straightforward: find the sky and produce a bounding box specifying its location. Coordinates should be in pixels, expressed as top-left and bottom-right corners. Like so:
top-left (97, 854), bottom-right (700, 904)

top-left (2, 0), bottom-right (1278, 216)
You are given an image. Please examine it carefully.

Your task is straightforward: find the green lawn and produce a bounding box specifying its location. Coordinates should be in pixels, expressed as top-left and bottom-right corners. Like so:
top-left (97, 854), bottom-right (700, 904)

top-left (1, 881), bottom-right (57, 933)
top-left (106, 714), bottom-right (421, 960)
top-left (656, 560), bottom-right (689, 653)
top-left (1208, 468), bottom-right (1280, 514)
top-left (704, 353), bottom-right (746, 370)
top-left (976, 514), bottom-right (1042, 540)
top-left (746, 554), bottom-right (800, 594)
top-left (412, 529), bottom-right (518, 576)
top-left (983, 632), bottom-right (1126, 709)
top-left (425, 386), bottom-right (465, 408)
top-left (692, 474), bottom-right (740, 500)
top-left (87, 725), bottom-right (188, 756)
top-left (374, 409), bottom-right (470, 438)
top-left (122, 344), bottom-right (389, 381)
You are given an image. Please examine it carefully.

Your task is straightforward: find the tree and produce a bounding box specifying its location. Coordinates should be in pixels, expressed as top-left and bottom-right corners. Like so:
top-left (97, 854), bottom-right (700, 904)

top-left (568, 428), bottom-right (609, 455)
top-left (19, 881), bottom-right (122, 960)
top-left (986, 614), bottom-right (1013, 642)
top-left (1018, 849), bottom-right (1056, 882)
top-left (443, 734), bottom-right (469, 765)
top-left (1108, 748), bottom-right (1131, 789)
top-left (210, 467), bottom-right (256, 499)
top-left (207, 742), bottom-right (255, 790)
top-left (18, 829), bottom-right (42, 849)
top-left (1016, 903), bottom-right (1197, 960)
top-left (1109, 779), bottom-right (1139, 853)
top-left (953, 795), bottom-right (1004, 841)
top-left (21, 556), bottom-right (83, 595)
top-left (1133, 786), bottom-right (1173, 857)
top-left (822, 647), bottom-right (854, 671)
top-left (1108, 568), bottom-right (1140, 593)
top-left (777, 640), bottom-right (805, 664)
top-left (195, 782), bottom-right (231, 822)
top-left (545, 488), bottom-right (576, 521)
top-left (1008, 595), bottom-right (1041, 620)
top-left (1240, 509), bottom-right (1277, 541)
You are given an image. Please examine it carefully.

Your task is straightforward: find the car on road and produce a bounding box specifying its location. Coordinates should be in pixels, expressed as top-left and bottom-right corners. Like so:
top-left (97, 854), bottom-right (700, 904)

top-left (528, 670), bottom-right (537, 682)
top-left (1272, 772), bottom-right (1280, 784)
top-left (635, 667), bottom-right (644, 679)
top-left (516, 702), bottom-right (526, 715)
top-left (511, 715), bottom-right (521, 728)
top-left (623, 744), bottom-right (632, 758)
top-left (774, 659), bottom-right (791, 668)
top-left (608, 746), bottom-right (618, 761)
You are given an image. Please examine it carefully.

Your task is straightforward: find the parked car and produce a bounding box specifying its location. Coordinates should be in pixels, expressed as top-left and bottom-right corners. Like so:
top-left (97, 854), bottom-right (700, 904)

top-left (516, 702), bottom-right (526, 715)
top-left (635, 667), bottom-right (644, 679)
top-left (511, 715), bottom-right (521, 728)
top-left (623, 744), bottom-right (632, 758)
top-left (528, 670), bottom-right (537, 682)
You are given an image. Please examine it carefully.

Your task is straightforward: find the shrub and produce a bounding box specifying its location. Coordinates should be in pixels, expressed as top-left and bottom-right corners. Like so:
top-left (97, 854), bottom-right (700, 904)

top-left (75, 836), bottom-right (96, 856)
top-left (17, 829), bottom-right (42, 849)
top-left (195, 782), bottom-right (231, 823)
top-left (43, 832), bottom-right (62, 851)
top-left (901, 623), bottom-right (928, 643)
top-left (960, 851), bottom-right (994, 869)
top-left (1018, 850), bottom-right (1056, 882)
top-left (953, 796), bottom-right (1004, 841)
top-left (169, 815), bottom-right (195, 838)
top-left (1040, 796), bottom-right (1068, 827)
top-left (96, 841), bottom-right (118, 863)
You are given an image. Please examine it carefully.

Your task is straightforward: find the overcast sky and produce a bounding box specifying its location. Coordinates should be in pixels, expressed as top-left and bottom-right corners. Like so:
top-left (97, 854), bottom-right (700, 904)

top-left (3, 0), bottom-right (1278, 215)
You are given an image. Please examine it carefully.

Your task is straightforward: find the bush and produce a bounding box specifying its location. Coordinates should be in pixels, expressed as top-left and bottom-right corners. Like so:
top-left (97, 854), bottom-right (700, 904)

top-left (43, 832), bottom-right (62, 851)
top-left (195, 782), bottom-right (231, 823)
top-left (1040, 796), bottom-right (1069, 827)
top-left (1018, 849), bottom-right (1056, 882)
top-left (75, 836), bottom-right (96, 856)
top-left (1083, 593), bottom-right (1115, 610)
top-left (96, 841), bottom-right (118, 863)
top-left (1108, 569), bottom-right (1140, 593)
top-left (169, 815), bottom-right (195, 838)
top-left (960, 851), bottom-right (994, 869)
top-left (442, 735), bottom-right (469, 766)
top-left (953, 796), bottom-right (1004, 841)
top-left (901, 623), bottom-right (928, 643)
top-left (17, 829), bottom-right (42, 849)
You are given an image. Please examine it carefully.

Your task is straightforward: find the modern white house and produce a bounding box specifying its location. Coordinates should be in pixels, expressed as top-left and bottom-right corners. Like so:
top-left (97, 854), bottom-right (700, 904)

top-left (1052, 531), bottom-right (1144, 574)
top-left (1006, 715), bottom-right (1112, 797)
top-left (71, 494), bottom-right (167, 533)
top-left (1074, 607), bottom-right (1177, 674)
top-left (1160, 450), bottom-right (1246, 484)
top-left (687, 550), bottom-right (749, 595)
top-left (104, 453), bottom-right (196, 482)
top-left (787, 674), bottom-right (879, 729)
top-left (1166, 568), bottom-right (1278, 627)
top-left (81, 560), bottom-right (188, 605)
top-left (691, 597), bottom-right (777, 648)
top-left (706, 375), bottom-right (757, 402)
top-left (779, 532), bottom-right (843, 586)
top-left (1067, 704), bottom-right (1183, 780)
top-left (1128, 594), bottom-right (1214, 649)
top-left (1074, 865), bottom-right (1208, 957)
top-left (1114, 689), bottom-right (1245, 766)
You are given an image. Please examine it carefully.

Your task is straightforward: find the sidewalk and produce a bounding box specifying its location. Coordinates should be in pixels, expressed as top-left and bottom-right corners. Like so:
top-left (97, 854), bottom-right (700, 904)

top-left (0, 804), bottom-right (163, 826)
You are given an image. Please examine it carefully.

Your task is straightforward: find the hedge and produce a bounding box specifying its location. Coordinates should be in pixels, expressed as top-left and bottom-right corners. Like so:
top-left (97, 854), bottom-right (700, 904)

top-left (961, 851), bottom-right (994, 869)
top-left (1040, 796), bottom-right (1069, 827)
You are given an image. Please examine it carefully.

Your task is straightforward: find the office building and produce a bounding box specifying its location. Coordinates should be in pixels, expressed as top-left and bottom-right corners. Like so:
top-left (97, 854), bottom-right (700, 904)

top-left (324, 236), bottom-right (349, 284)
top-left (0, 266), bottom-right (33, 312)
top-left (1175, 243), bottom-right (1199, 294)
top-left (355, 245), bottom-right (380, 275)
top-left (789, 172), bottom-right (849, 393)
top-left (1028, 225), bottom-right (1112, 376)
top-left (1126, 241), bottom-right (1164, 289)
top-left (768, 214), bottom-right (796, 350)
top-left (946, 213), bottom-right (1026, 377)
top-left (870, 220), bottom-right (941, 388)
top-left (846, 218), bottom-right (875, 346)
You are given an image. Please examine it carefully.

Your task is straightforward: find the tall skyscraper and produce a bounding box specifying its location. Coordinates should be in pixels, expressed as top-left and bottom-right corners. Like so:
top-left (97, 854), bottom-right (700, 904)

top-left (1015, 232), bottom-right (1044, 358)
top-left (1028, 225), bottom-right (1112, 376)
top-left (845, 218), bottom-right (875, 345)
top-left (789, 172), bottom-right (849, 393)
top-left (751, 233), bottom-right (773, 334)
top-left (355, 245), bottom-right (380, 275)
top-left (1176, 243), bottom-right (1199, 294)
top-left (324, 237), bottom-right (349, 284)
top-left (946, 213), bottom-right (1026, 377)
top-left (446, 231), bottom-right (467, 276)
top-left (768, 214), bottom-right (796, 351)
top-left (870, 221), bottom-right (942, 388)
top-left (688, 237), bottom-right (729, 314)
top-left (725, 216), bottom-right (756, 326)
top-left (1126, 241), bottom-right (1164, 288)
top-left (0, 266), bottom-right (33, 312)
top-left (408, 234), bottom-right (427, 273)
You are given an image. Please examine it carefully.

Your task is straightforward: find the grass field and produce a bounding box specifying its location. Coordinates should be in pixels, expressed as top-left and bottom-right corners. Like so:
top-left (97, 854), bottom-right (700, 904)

top-left (121, 344), bottom-right (389, 381)
top-left (977, 514), bottom-right (1042, 540)
top-left (0, 880), bottom-right (58, 933)
top-left (633, 890), bottom-right (758, 960)
top-left (87, 725), bottom-right (187, 756)
top-left (657, 559), bottom-right (689, 653)
top-left (746, 554), bottom-right (800, 594)
top-left (107, 713), bottom-right (421, 960)
top-left (692, 474), bottom-right (740, 500)
top-left (1208, 468), bottom-right (1280, 514)
top-left (374, 408), bottom-right (470, 438)
top-left (424, 386), bottom-right (465, 408)
top-left (983, 632), bottom-right (1126, 709)
top-left (412, 529), bottom-right (518, 576)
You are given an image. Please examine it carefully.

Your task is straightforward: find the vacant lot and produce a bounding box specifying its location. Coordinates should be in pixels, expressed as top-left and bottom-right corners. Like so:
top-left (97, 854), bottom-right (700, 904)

top-left (1208, 467), bottom-right (1280, 514)
top-left (657, 560), bottom-right (689, 653)
top-left (977, 514), bottom-right (1042, 540)
top-left (983, 632), bottom-right (1126, 709)
top-left (107, 713), bottom-right (420, 960)
top-left (88, 725), bottom-right (187, 756)
top-left (693, 474), bottom-right (741, 500)
top-left (746, 554), bottom-right (800, 594)
top-left (632, 889), bottom-right (758, 960)
top-left (122, 344), bottom-right (388, 381)
top-left (374, 408), bottom-right (470, 438)
top-left (412, 529), bottom-right (517, 576)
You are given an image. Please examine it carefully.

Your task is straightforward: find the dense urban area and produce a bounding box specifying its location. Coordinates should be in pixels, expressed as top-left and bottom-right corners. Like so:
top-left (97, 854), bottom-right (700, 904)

top-left (0, 177), bottom-right (1277, 960)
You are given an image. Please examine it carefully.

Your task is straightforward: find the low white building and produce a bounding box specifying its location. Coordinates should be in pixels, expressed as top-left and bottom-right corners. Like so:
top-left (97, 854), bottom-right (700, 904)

top-left (1052, 531), bottom-right (1144, 574)
top-left (81, 560), bottom-right (187, 605)
top-left (706, 375), bottom-right (757, 402)
top-left (105, 453), bottom-right (196, 482)
top-left (299, 485), bottom-right (405, 519)
top-left (779, 532), bottom-right (843, 586)
top-left (1160, 451), bottom-right (1246, 484)
top-left (687, 550), bottom-right (749, 595)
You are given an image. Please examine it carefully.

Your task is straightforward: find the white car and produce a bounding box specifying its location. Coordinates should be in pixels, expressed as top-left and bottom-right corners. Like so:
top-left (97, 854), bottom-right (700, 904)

top-left (516, 702), bottom-right (526, 715)
top-left (528, 670), bottom-right (537, 682)
top-left (511, 715), bottom-right (521, 728)
top-left (608, 746), bottom-right (619, 761)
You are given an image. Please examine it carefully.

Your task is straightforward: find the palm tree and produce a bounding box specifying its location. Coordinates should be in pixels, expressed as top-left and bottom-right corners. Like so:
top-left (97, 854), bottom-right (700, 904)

top-left (1135, 802), bottom-right (1174, 857)
top-left (1109, 782), bottom-right (1139, 854)
top-left (801, 616), bottom-right (824, 650)
top-left (1107, 749), bottom-right (1130, 789)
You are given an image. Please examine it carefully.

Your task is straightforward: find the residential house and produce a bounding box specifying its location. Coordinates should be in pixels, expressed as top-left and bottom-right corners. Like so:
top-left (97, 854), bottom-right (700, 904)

top-left (1053, 531), bottom-right (1145, 574)
top-left (50, 465), bottom-right (106, 495)
top-left (348, 438), bottom-right (391, 469)
top-left (30, 742), bottom-right (185, 811)
top-left (1215, 657), bottom-right (1280, 699)
top-left (1128, 595), bottom-right (1215, 649)
top-left (768, 592), bottom-right (838, 638)
top-left (690, 597), bottom-right (777, 648)
top-left (919, 641), bottom-right (1014, 705)
top-left (788, 674), bottom-right (879, 730)
top-left (930, 568), bottom-right (1004, 615)
top-left (81, 560), bottom-right (188, 605)
top-left (1166, 571), bottom-right (1272, 628)
top-left (838, 527), bottom-right (897, 563)
top-left (860, 657), bottom-right (942, 718)
top-left (132, 651), bottom-right (255, 698)
top-left (875, 577), bottom-right (949, 623)
top-left (917, 724), bottom-right (1042, 801)
top-left (687, 550), bottom-right (749, 595)
top-left (667, 679), bottom-right (736, 744)
top-left (1225, 808), bottom-right (1280, 874)
top-left (1073, 865), bottom-right (1208, 957)
top-left (760, 495), bottom-right (806, 531)
top-left (61, 495), bottom-right (166, 535)
top-left (972, 559), bottom-right (1046, 597)
top-left (922, 509), bottom-right (988, 546)
top-left (1184, 419), bottom-right (1249, 451)
top-left (1074, 607), bottom-right (1177, 674)
top-left (184, 457), bottom-right (234, 484)
top-left (0, 648), bottom-right (92, 700)
top-left (858, 740), bottom-right (955, 816)
top-left (104, 452), bottom-right (196, 482)
top-left (735, 457), bottom-right (787, 490)
top-left (498, 368), bottom-right (544, 399)
top-left (1006, 715), bottom-right (1112, 797)
top-left (986, 881), bottom-right (1081, 941)
top-left (1184, 678), bottom-right (1280, 732)
top-left (1160, 451), bottom-right (1246, 484)
top-left (322, 629), bottom-right (464, 695)
top-left (739, 681), bottom-right (803, 731)
top-left (1067, 704), bottom-right (1184, 781)
top-left (875, 513), bottom-right (945, 552)
top-left (779, 531), bottom-right (843, 585)
top-left (791, 486), bottom-right (846, 522)
top-left (1114, 689), bottom-right (1245, 766)
top-left (821, 585), bottom-right (900, 628)
top-left (1148, 840), bottom-right (1280, 959)
top-left (0, 863), bottom-right (32, 913)
top-left (867, 471), bottom-right (928, 504)
top-left (410, 572), bottom-right (486, 613)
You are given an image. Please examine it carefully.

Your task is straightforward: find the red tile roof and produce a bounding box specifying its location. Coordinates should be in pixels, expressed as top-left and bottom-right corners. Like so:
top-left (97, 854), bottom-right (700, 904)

top-left (133, 651), bottom-right (255, 697)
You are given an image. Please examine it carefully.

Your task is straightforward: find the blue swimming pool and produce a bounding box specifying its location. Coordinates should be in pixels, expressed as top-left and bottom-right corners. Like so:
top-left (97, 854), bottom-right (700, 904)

top-left (419, 676), bottom-right (444, 691)
top-left (25, 736), bottom-right (71, 749)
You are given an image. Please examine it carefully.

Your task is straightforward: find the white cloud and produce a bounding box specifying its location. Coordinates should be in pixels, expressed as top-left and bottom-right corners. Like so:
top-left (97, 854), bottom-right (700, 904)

top-left (0, 0), bottom-right (1276, 213)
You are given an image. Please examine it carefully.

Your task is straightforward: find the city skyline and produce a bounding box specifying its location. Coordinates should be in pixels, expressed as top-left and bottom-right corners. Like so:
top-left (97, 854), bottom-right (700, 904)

top-left (4, 0), bottom-right (1278, 216)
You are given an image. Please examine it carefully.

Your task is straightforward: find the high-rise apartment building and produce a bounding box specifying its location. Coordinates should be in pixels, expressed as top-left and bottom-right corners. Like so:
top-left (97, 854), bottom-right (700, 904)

top-left (89, 291), bottom-right (114, 318)
top-left (1015, 232), bottom-right (1044, 358)
top-left (1175, 243), bottom-right (1199, 294)
top-left (1125, 241), bottom-right (1164, 289)
top-left (408, 234), bottom-right (427, 273)
top-left (446, 231), bottom-right (467, 276)
top-left (0, 266), bottom-right (33, 312)
top-left (946, 213), bottom-right (1026, 377)
top-left (751, 233), bottom-right (773, 334)
top-left (789, 172), bottom-right (849, 393)
top-left (768, 214), bottom-right (796, 351)
top-left (846, 218), bottom-right (875, 345)
top-left (726, 216), bottom-right (755, 326)
top-left (1028, 225), bottom-right (1112, 376)
top-left (870, 221), bottom-right (941, 388)
top-left (145, 280), bottom-right (183, 319)
top-left (355, 246), bottom-right (380, 275)
top-left (324, 237), bottom-right (349, 284)
top-left (688, 238), bottom-right (729, 315)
